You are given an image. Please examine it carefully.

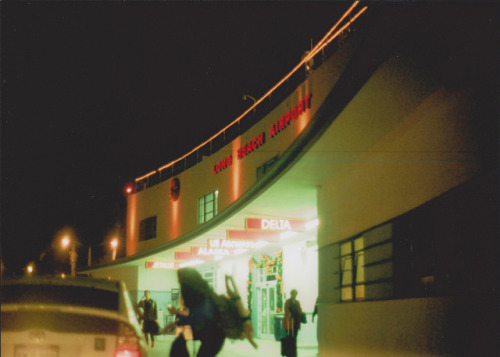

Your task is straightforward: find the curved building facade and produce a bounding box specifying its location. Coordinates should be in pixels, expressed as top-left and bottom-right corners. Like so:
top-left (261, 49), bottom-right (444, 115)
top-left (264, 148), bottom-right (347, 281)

top-left (86, 3), bottom-right (499, 356)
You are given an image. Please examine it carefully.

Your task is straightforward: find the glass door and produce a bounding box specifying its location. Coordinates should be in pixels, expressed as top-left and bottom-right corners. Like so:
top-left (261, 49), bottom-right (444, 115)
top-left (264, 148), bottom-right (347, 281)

top-left (256, 280), bottom-right (277, 338)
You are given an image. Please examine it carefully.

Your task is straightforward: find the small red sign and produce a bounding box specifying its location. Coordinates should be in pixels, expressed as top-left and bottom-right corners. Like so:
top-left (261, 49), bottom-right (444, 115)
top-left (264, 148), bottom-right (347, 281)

top-left (227, 230), bottom-right (281, 241)
top-left (246, 218), bottom-right (306, 231)
top-left (145, 261), bottom-right (179, 270)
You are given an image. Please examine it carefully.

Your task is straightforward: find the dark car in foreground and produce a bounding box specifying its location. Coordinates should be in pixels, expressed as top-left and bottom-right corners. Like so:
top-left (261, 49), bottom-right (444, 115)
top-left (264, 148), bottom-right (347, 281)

top-left (1, 276), bottom-right (148, 357)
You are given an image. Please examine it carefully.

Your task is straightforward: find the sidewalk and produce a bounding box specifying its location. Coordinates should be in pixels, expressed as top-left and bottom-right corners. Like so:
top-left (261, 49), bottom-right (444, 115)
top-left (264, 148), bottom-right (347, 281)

top-left (149, 334), bottom-right (318, 357)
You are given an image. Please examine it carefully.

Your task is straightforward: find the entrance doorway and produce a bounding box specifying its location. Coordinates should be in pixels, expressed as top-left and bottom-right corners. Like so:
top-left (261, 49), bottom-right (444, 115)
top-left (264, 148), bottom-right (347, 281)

top-left (255, 275), bottom-right (277, 338)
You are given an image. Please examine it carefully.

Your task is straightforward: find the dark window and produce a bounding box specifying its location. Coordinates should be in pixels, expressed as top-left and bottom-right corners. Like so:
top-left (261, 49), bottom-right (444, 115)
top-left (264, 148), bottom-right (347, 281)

top-left (257, 156), bottom-right (279, 179)
top-left (139, 216), bottom-right (157, 241)
top-left (332, 173), bottom-right (498, 302)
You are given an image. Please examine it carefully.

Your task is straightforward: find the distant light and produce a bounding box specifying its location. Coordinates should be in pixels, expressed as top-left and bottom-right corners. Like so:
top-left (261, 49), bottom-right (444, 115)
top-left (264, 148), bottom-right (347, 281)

top-left (306, 219), bottom-right (320, 230)
top-left (61, 273), bottom-right (66, 279)
top-left (61, 236), bottom-right (70, 248)
top-left (125, 185), bottom-right (133, 194)
top-left (27, 264), bottom-right (34, 274)
top-left (111, 238), bottom-right (119, 249)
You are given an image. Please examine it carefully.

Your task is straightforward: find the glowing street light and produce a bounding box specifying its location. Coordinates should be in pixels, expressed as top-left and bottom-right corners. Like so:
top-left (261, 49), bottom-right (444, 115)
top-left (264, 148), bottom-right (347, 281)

top-left (61, 236), bottom-right (70, 249)
top-left (110, 238), bottom-right (119, 261)
top-left (26, 263), bottom-right (34, 276)
top-left (61, 235), bottom-right (78, 277)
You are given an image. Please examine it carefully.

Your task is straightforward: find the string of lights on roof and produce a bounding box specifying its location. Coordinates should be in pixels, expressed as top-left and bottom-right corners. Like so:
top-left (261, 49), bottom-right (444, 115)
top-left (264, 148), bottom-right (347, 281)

top-left (134, 1), bottom-right (368, 184)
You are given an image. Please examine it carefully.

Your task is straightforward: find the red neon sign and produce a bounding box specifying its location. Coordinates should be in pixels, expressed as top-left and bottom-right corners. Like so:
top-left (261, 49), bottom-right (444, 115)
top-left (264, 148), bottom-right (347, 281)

top-left (212, 92), bottom-right (312, 174)
top-left (269, 94), bottom-right (312, 139)
top-left (212, 155), bottom-right (233, 175)
top-left (191, 246), bottom-right (237, 257)
top-left (227, 230), bottom-right (281, 241)
top-left (237, 132), bottom-right (265, 160)
top-left (246, 218), bottom-right (306, 231)
top-left (145, 261), bottom-right (179, 269)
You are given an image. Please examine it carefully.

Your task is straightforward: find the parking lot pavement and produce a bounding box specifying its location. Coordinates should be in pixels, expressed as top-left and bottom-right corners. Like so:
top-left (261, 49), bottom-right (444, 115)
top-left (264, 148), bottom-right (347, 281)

top-left (149, 334), bottom-right (318, 357)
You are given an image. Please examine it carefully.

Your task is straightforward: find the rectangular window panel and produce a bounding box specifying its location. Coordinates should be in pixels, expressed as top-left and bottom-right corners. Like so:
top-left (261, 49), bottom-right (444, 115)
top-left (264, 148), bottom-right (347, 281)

top-left (139, 216), bottom-right (157, 241)
top-left (198, 191), bottom-right (219, 224)
top-left (336, 223), bottom-right (394, 302)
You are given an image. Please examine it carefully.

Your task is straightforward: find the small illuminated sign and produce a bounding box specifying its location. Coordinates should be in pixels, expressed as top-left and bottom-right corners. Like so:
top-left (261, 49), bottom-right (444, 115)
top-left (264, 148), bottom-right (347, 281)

top-left (227, 230), bottom-right (281, 241)
top-left (175, 251), bottom-right (215, 261)
top-left (145, 261), bottom-right (179, 270)
top-left (192, 246), bottom-right (234, 257)
top-left (246, 218), bottom-right (306, 231)
top-left (208, 238), bottom-right (256, 249)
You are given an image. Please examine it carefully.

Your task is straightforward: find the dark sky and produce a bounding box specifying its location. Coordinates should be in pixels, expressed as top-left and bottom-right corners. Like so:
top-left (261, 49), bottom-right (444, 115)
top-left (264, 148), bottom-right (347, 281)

top-left (1, 1), bottom-right (347, 274)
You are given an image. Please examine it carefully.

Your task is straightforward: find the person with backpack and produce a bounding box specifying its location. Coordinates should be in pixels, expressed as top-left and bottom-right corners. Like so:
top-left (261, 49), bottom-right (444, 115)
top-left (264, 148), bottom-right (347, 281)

top-left (168, 267), bottom-right (225, 357)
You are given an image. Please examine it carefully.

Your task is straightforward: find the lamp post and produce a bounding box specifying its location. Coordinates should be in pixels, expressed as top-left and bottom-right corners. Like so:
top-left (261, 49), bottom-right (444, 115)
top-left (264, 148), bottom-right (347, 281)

top-left (26, 263), bottom-right (34, 276)
top-left (110, 238), bottom-right (119, 261)
top-left (61, 236), bottom-right (78, 277)
top-left (242, 94), bottom-right (257, 112)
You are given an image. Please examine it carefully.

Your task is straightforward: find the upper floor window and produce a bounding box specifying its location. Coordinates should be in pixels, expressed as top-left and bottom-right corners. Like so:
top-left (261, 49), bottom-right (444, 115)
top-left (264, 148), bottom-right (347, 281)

top-left (257, 156), bottom-right (279, 180)
top-left (198, 190), bottom-right (218, 224)
top-left (139, 216), bottom-right (157, 241)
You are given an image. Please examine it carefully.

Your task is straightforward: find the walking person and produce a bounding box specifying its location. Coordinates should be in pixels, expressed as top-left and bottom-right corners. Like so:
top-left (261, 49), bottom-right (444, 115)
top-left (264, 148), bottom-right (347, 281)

top-left (138, 290), bottom-right (159, 348)
top-left (282, 289), bottom-right (303, 357)
top-left (168, 267), bottom-right (225, 357)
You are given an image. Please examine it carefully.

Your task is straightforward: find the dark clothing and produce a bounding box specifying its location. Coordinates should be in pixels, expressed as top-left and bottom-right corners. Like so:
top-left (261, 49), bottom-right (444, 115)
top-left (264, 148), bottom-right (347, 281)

top-left (173, 267), bottom-right (225, 356)
top-left (138, 298), bottom-right (158, 321)
top-left (177, 297), bottom-right (216, 336)
top-left (143, 320), bottom-right (158, 335)
top-left (285, 298), bottom-right (302, 336)
top-left (138, 298), bottom-right (158, 338)
top-left (172, 296), bottom-right (225, 356)
top-left (170, 325), bottom-right (225, 357)
top-left (283, 297), bottom-right (302, 357)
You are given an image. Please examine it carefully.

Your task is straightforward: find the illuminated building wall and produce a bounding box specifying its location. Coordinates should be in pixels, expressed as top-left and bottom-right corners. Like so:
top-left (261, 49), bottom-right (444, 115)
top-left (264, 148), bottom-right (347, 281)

top-left (126, 50), bottom-right (349, 252)
top-left (117, 3), bottom-right (498, 356)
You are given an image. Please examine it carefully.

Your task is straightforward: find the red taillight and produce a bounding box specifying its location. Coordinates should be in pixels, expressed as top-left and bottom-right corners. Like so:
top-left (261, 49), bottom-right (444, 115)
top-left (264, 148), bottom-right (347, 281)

top-left (114, 349), bottom-right (140, 357)
top-left (115, 323), bottom-right (141, 357)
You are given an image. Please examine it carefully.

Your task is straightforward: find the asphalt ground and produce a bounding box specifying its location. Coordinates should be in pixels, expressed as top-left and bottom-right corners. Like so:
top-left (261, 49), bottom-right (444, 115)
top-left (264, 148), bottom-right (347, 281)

top-left (149, 334), bottom-right (318, 357)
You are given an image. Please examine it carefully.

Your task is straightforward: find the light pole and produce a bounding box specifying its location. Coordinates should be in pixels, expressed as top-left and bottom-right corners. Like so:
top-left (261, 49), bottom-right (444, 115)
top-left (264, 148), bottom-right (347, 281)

top-left (61, 236), bottom-right (78, 277)
top-left (242, 94), bottom-right (257, 112)
top-left (26, 263), bottom-right (34, 276)
top-left (110, 238), bottom-right (119, 261)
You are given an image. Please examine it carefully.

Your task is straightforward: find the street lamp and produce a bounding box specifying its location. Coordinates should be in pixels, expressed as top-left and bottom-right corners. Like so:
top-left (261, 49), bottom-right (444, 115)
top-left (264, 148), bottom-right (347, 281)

top-left (61, 235), bottom-right (78, 277)
top-left (26, 263), bottom-right (34, 276)
top-left (242, 94), bottom-right (257, 112)
top-left (110, 238), bottom-right (119, 261)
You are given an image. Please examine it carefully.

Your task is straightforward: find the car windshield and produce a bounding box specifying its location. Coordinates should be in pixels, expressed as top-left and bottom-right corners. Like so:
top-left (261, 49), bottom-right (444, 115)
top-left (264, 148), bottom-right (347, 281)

top-left (1, 284), bottom-right (119, 311)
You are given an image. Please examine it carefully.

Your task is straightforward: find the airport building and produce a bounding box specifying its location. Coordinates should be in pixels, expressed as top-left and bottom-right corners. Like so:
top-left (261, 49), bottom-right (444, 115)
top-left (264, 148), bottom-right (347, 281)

top-left (86, 3), bottom-right (499, 356)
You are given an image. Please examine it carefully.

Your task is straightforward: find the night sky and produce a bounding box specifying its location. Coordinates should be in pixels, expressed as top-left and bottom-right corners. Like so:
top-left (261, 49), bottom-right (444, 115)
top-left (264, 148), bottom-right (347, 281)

top-left (1, 1), bottom-right (348, 274)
